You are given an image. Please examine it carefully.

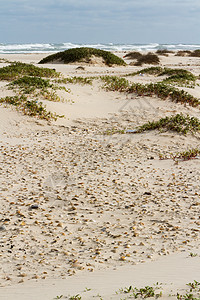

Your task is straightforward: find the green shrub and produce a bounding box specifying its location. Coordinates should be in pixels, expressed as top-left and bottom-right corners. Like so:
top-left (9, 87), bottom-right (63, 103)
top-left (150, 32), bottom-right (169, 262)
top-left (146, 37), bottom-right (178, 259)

top-left (101, 76), bottom-right (130, 92)
top-left (134, 52), bottom-right (160, 66)
top-left (127, 67), bottom-right (196, 81)
top-left (135, 114), bottom-right (200, 134)
top-left (156, 49), bottom-right (173, 56)
top-left (190, 49), bottom-right (200, 57)
top-left (0, 95), bottom-right (59, 120)
top-left (123, 51), bottom-right (142, 59)
top-left (39, 47), bottom-right (126, 66)
top-left (55, 76), bottom-right (93, 85)
top-left (175, 50), bottom-right (191, 57)
top-left (101, 75), bottom-right (200, 107)
top-left (10, 76), bottom-right (53, 93)
top-left (0, 62), bottom-right (60, 81)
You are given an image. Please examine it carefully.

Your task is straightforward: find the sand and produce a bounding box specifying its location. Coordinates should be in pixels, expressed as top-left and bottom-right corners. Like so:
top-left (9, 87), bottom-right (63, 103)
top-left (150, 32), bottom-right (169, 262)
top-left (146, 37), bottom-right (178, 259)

top-left (0, 52), bottom-right (200, 299)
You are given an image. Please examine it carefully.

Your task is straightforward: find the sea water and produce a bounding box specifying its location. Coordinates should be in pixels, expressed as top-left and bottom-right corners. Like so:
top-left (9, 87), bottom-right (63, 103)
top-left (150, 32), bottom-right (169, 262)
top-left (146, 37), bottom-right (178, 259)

top-left (0, 42), bottom-right (200, 54)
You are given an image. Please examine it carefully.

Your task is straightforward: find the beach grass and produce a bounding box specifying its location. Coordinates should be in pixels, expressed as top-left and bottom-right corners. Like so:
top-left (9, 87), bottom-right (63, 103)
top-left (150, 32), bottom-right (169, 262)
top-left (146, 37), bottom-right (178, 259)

top-left (0, 61), bottom-right (60, 81)
top-left (135, 113), bottom-right (200, 134)
top-left (101, 75), bottom-right (200, 106)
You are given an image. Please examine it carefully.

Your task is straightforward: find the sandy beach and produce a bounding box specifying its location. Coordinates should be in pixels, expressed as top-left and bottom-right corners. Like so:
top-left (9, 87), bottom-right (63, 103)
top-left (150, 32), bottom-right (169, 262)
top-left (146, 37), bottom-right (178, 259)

top-left (0, 51), bottom-right (200, 299)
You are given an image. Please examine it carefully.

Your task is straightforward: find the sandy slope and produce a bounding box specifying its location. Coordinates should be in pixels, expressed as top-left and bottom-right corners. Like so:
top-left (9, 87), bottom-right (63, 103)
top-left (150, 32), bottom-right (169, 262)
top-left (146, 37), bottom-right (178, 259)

top-left (0, 52), bottom-right (200, 299)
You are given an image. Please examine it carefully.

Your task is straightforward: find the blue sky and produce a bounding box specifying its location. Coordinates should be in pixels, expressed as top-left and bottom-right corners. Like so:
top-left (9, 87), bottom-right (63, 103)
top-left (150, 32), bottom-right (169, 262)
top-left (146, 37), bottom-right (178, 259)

top-left (1, 0), bottom-right (200, 44)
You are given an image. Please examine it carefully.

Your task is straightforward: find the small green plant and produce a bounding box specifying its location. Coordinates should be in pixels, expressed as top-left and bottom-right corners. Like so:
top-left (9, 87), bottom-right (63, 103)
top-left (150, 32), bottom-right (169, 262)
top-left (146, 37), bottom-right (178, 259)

top-left (56, 76), bottom-right (93, 85)
top-left (0, 95), bottom-right (60, 120)
top-left (10, 76), bottom-right (53, 93)
top-left (189, 252), bottom-right (198, 257)
top-left (118, 284), bottom-right (162, 299)
top-left (187, 281), bottom-right (200, 291)
top-left (8, 75), bottom-right (69, 102)
top-left (176, 281), bottom-right (200, 299)
top-left (55, 296), bottom-right (63, 299)
top-left (69, 294), bottom-right (81, 300)
top-left (101, 75), bottom-right (130, 92)
top-left (84, 287), bottom-right (91, 292)
top-left (159, 148), bottom-right (200, 164)
top-left (135, 114), bottom-right (200, 134)
top-left (173, 149), bottom-right (200, 161)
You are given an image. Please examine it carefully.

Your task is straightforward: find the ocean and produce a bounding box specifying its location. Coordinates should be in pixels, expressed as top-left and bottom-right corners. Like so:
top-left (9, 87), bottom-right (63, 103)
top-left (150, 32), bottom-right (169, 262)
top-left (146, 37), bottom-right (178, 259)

top-left (0, 43), bottom-right (200, 54)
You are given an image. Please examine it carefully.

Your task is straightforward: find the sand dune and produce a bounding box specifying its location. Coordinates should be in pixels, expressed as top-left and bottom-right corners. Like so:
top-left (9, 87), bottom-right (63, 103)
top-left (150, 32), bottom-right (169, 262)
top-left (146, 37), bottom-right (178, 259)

top-left (0, 52), bottom-right (200, 299)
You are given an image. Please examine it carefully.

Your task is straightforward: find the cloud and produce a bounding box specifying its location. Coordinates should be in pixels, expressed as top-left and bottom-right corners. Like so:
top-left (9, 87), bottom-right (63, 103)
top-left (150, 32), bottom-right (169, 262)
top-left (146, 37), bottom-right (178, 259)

top-left (1, 0), bottom-right (200, 43)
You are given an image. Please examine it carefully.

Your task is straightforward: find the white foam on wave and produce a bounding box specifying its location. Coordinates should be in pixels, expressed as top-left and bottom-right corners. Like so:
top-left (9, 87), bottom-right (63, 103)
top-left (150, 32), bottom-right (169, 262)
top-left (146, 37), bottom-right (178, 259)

top-left (0, 42), bottom-right (200, 54)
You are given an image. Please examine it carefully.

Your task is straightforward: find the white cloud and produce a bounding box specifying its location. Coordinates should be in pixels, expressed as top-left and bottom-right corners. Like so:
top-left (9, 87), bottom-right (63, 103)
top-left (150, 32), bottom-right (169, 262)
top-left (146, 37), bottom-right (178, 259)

top-left (0, 0), bottom-right (200, 43)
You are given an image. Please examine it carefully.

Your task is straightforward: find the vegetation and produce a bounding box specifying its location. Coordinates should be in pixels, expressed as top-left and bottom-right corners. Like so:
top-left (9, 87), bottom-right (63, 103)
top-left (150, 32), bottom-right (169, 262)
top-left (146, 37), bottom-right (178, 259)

top-left (126, 66), bottom-right (196, 88)
top-left (55, 76), bottom-right (93, 85)
top-left (10, 76), bottom-right (53, 93)
top-left (123, 51), bottom-right (143, 59)
top-left (101, 75), bottom-right (200, 107)
top-left (0, 61), bottom-right (60, 81)
top-left (190, 49), bottom-right (200, 57)
top-left (134, 52), bottom-right (160, 66)
top-left (39, 47), bottom-right (126, 66)
top-left (54, 281), bottom-right (200, 299)
top-left (159, 148), bottom-right (200, 162)
top-left (175, 49), bottom-right (200, 57)
top-left (177, 280), bottom-right (200, 300)
top-left (135, 114), bottom-right (200, 134)
top-left (0, 62), bottom-right (65, 120)
top-left (101, 76), bottom-right (130, 92)
top-left (130, 66), bottom-right (163, 76)
top-left (0, 95), bottom-right (59, 120)
top-left (175, 50), bottom-right (192, 57)
top-left (128, 67), bottom-right (196, 81)
top-left (117, 283), bottom-right (162, 298)
top-left (156, 49), bottom-right (174, 56)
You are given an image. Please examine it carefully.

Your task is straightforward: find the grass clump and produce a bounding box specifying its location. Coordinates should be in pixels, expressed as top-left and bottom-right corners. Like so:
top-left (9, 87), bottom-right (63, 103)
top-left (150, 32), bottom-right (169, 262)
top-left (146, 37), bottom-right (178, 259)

top-left (177, 280), bottom-right (200, 299)
top-left (175, 50), bottom-right (192, 57)
top-left (0, 62), bottom-right (66, 120)
top-left (128, 67), bottom-right (196, 81)
top-left (127, 67), bottom-right (196, 88)
top-left (0, 95), bottom-right (59, 120)
top-left (135, 114), bottom-right (200, 134)
top-left (55, 76), bottom-right (93, 85)
top-left (10, 76), bottom-right (53, 93)
top-left (123, 51), bottom-right (143, 59)
top-left (117, 283), bottom-right (162, 298)
top-left (156, 49), bottom-right (173, 56)
top-left (160, 69), bottom-right (196, 87)
top-left (39, 47), bottom-right (126, 66)
top-left (159, 148), bottom-right (200, 163)
top-left (190, 49), bottom-right (200, 57)
top-left (0, 62), bottom-right (60, 81)
top-left (134, 52), bottom-right (160, 66)
top-left (159, 68), bottom-right (196, 80)
top-left (101, 75), bottom-right (130, 92)
top-left (9, 76), bottom-right (68, 102)
top-left (174, 148), bottom-right (200, 161)
top-left (101, 75), bottom-right (200, 107)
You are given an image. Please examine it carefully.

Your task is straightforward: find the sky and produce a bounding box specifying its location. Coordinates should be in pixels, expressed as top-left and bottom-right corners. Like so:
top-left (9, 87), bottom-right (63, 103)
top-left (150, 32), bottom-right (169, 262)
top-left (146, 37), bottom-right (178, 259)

top-left (1, 0), bottom-right (200, 44)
